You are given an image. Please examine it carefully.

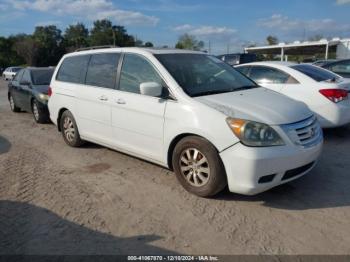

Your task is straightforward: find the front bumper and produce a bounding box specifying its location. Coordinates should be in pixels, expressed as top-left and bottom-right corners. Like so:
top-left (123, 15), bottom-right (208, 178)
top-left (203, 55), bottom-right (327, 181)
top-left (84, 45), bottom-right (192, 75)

top-left (220, 140), bottom-right (323, 195)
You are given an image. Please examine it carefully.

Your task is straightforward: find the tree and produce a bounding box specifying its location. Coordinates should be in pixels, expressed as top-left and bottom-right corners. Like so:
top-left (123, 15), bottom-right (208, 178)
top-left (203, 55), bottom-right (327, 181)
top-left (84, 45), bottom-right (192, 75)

top-left (0, 36), bottom-right (25, 68)
top-left (33, 25), bottom-right (64, 66)
top-left (135, 39), bottom-right (143, 47)
top-left (14, 36), bottom-right (39, 66)
top-left (144, 42), bottom-right (154, 47)
top-left (90, 20), bottom-right (135, 47)
top-left (64, 23), bottom-right (89, 51)
top-left (266, 35), bottom-right (278, 45)
top-left (90, 19), bottom-right (114, 46)
top-left (175, 34), bottom-right (204, 51)
top-left (113, 25), bottom-right (135, 47)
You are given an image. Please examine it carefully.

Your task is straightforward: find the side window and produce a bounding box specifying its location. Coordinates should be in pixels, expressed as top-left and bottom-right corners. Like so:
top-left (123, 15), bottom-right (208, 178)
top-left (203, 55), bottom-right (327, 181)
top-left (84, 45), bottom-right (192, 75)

top-left (236, 66), bottom-right (250, 76)
top-left (14, 69), bottom-right (24, 82)
top-left (330, 61), bottom-right (350, 74)
top-left (119, 54), bottom-right (162, 96)
top-left (57, 55), bottom-right (90, 84)
top-left (22, 70), bottom-right (32, 83)
top-left (249, 66), bottom-right (298, 84)
top-left (85, 53), bottom-right (120, 89)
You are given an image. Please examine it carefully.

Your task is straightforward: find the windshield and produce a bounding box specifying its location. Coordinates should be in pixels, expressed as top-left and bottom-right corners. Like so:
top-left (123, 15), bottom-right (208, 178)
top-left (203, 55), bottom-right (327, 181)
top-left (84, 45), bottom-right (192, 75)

top-left (155, 54), bottom-right (258, 97)
top-left (291, 64), bottom-right (340, 82)
top-left (31, 69), bottom-right (54, 85)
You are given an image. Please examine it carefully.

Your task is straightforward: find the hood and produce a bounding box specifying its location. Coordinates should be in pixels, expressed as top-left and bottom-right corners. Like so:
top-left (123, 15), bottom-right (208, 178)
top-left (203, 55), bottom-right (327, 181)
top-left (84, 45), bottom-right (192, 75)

top-left (33, 85), bottom-right (49, 94)
top-left (195, 87), bottom-right (312, 125)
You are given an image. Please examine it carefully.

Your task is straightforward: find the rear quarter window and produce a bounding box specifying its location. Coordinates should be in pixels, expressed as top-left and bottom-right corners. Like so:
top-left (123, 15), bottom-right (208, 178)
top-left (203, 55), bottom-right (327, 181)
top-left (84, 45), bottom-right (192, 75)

top-left (291, 64), bottom-right (339, 82)
top-left (56, 55), bottom-right (90, 84)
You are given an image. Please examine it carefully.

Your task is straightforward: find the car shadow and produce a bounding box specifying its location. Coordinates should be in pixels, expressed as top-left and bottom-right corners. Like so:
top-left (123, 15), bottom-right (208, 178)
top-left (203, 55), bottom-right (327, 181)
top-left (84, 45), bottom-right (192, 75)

top-left (213, 124), bottom-right (350, 211)
top-left (0, 135), bottom-right (11, 155)
top-left (0, 200), bottom-right (178, 255)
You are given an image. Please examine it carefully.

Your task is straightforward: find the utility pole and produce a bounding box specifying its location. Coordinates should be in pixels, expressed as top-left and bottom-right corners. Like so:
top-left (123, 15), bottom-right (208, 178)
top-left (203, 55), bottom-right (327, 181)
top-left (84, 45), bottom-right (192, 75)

top-left (112, 29), bottom-right (116, 46)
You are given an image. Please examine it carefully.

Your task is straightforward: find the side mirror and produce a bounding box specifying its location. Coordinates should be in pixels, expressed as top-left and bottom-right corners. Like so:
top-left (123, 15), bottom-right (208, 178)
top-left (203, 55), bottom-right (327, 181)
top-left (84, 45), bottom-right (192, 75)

top-left (140, 82), bottom-right (163, 97)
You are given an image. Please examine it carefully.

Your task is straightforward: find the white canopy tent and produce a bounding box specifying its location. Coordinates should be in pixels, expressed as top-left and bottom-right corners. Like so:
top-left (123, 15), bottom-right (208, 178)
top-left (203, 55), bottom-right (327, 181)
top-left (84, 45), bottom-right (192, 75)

top-left (244, 38), bottom-right (350, 61)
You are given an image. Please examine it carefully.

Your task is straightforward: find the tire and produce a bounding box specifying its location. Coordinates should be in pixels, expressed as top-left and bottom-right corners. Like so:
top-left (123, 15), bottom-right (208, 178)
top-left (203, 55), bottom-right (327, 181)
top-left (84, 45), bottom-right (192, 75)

top-left (9, 94), bottom-right (21, 112)
top-left (59, 110), bottom-right (84, 147)
top-left (172, 136), bottom-right (227, 197)
top-left (32, 99), bottom-right (48, 124)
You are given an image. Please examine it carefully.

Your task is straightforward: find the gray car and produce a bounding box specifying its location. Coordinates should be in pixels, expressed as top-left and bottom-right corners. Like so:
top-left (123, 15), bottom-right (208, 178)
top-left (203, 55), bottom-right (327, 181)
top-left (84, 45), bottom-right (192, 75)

top-left (8, 67), bottom-right (54, 123)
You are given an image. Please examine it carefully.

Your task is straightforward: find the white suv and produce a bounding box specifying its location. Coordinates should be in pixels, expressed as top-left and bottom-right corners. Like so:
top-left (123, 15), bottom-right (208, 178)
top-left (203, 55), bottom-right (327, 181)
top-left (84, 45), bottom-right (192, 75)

top-left (48, 47), bottom-right (323, 197)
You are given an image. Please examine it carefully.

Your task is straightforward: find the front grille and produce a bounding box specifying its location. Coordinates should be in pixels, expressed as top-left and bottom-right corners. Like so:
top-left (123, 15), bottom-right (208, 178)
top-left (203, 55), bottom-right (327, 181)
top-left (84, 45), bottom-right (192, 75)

top-left (282, 115), bottom-right (323, 148)
top-left (282, 162), bottom-right (315, 181)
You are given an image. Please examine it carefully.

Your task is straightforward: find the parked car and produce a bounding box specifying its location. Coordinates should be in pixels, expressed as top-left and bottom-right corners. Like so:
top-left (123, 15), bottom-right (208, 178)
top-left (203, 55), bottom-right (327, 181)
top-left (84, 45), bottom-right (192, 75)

top-left (320, 59), bottom-right (350, 78)
top-left (313, 59), bottom-right (336, 67)
top-left (236, 62), bottom-right (350, 128)
top-left (2, 67), bottom-right (22, 81)
top-left (8, 67), bottom-right (54, 123)
top-left (48, 48), bottom-right (323, 197)
top-left (217, 53), bottom-right (257, 66)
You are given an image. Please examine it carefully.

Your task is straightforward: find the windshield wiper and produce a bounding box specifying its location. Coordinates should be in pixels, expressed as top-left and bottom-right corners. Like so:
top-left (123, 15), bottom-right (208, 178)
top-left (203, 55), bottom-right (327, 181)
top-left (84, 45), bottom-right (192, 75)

top-left (192, 85), bottom-right (259, 97)
top-left (192, 89), bottom-right (232, 97)
top-left (231, 85), bottom-right (259, 92)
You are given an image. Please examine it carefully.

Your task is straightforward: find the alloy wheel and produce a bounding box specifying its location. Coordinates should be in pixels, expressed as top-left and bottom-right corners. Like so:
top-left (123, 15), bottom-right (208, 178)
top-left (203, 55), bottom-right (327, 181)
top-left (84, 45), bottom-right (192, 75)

top-left (179, 148), bottom-right (210, 187)
top-left (9, 96), bottom-right (14, 111)
top-left (33, 103), bottom-right (39, 121)
top-left (63, 117), bottom-right (75, 142)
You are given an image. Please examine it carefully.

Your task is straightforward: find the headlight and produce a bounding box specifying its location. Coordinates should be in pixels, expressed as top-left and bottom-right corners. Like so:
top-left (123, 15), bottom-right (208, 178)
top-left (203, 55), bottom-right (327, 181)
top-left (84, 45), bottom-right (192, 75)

top-left (226, 118), bottom-right (285, 147)
top-left (39, 93), bottom-right (49, 101)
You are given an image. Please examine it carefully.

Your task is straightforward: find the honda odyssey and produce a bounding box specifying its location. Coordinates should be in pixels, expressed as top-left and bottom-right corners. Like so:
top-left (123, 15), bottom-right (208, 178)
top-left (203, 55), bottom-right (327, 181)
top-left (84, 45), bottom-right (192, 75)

top-left (48, 47), bottom-right (323, 197)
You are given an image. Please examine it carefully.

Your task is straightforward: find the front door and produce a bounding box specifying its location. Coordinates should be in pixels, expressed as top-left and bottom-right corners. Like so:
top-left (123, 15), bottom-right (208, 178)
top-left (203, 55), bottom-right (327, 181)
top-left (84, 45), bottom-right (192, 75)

top-left (111, 53), bottom-right (167, 162)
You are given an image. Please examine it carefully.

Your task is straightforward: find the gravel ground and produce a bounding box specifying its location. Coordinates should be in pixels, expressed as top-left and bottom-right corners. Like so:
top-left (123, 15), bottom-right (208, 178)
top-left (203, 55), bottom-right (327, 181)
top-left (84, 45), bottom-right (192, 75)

top-left (1, 78), bottom-right (350, 255)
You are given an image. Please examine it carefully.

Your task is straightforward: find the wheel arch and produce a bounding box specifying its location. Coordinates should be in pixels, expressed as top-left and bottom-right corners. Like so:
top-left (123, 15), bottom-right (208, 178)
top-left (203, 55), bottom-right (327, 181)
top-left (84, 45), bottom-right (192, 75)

top-left (57, 107), bottom-right (69, 132)
top-left (167, 133), bottom-right (220, 170)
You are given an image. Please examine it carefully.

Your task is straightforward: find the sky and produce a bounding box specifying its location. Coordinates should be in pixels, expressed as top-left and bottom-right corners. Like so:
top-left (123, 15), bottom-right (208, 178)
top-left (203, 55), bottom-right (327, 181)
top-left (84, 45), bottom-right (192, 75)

top-left (1, 0), bottom-right (350, 54)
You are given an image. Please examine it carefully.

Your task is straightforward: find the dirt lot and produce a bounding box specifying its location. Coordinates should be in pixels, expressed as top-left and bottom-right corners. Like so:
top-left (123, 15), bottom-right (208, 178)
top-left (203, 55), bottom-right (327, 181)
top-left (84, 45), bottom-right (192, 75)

top-left (0, 78), bottom-right (350, 255)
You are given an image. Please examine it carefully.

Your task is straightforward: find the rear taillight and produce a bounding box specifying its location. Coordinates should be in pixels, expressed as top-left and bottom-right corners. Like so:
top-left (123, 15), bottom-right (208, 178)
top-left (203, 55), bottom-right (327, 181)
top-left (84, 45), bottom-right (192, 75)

top-left (319, 89), bottom-right (348, 103)
top-left (48, 86), bottom-right (52, 97)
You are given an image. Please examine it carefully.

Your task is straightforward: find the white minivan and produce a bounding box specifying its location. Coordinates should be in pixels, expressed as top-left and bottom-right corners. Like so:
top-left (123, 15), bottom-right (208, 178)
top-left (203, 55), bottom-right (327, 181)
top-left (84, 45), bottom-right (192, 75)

top-left (48, 47), bottom-right (323, 197)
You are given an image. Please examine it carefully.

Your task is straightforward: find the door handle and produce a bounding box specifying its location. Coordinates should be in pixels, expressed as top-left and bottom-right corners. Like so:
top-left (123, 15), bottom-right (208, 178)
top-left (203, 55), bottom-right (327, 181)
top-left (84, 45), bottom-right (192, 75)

top-left (116, 98), bottom-right (126, 105)
top-left (98, 95), bottom-right (108, 101)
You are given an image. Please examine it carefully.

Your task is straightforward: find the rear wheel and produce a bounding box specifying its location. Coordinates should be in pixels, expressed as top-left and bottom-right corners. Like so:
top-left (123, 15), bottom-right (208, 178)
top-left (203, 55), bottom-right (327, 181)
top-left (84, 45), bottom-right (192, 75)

top-left (172, 136), bottom-right (227, 197)
top-left (9, 94), bottom-right (21, 112)
top-left (59, 110), bottom-right (84, 147)
top-left (32, 99), bottom-right (48, 124)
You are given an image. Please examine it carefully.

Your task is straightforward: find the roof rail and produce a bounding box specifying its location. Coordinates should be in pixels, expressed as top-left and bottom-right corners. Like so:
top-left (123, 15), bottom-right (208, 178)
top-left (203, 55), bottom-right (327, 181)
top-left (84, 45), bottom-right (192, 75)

top-left (75, 45), bottom-right (118, 52)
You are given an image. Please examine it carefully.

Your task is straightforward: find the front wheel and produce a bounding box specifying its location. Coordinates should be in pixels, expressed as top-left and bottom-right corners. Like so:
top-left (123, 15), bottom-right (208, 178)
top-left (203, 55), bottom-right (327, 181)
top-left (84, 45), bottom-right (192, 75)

top-left (59, 110), bottom-right (85, 147)
top-left (32, 100), bottom-right (48, 123)
top-left (172, 136), bottom-right (227, 197)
